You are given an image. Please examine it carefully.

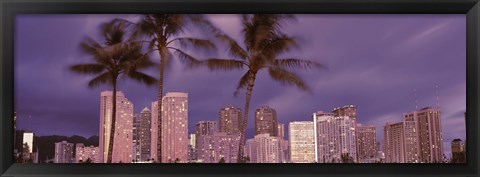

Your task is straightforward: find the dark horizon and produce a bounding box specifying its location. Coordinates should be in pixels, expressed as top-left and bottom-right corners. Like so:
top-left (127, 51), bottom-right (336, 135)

top-left (14, 14), bottom-right (466, 157)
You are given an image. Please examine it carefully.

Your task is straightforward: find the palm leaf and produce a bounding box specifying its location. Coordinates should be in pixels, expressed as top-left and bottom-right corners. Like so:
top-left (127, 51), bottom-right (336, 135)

top-left (125, 70), bottom-right (157, 86)
top-left (168, 47), bottom-right (203, 69)
top-left (87, 72), bottom-right (113, 88)
top-left (204, 59), bottom-right (245, 71)
top-left (268, 67), bottom-right (310, 92)
top-left (70, 64), bottom-right (106, 74)
top-left (272, 58), bottom-right (325, 71)
top-left (172, 37), bottom-right (216, 52)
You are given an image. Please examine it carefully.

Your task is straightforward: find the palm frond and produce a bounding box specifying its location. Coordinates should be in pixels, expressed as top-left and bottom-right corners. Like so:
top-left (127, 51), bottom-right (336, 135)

top-left (125, 70), bottom-right (157, 86)
top-left (268, 67), bottom-right (311, 92)
top-left (262, 35), bottom-right (298, 58)
top-left (172, 37), bottom-right (216, 52)
top-left (70, 64), bottom-right (106, 74)
top-left (272, 58), bottom-right (325, 71)
top-left (87, 72), bottom-right (113, 88)
top-left (204, 59), bottom-right (246, 71)
top-left (168, 47), bottom-right (203, 69)
top-left (233, 71), bottom-right (250, 97)
top-left (216, 33), bottom-right (248, 59)
top-left (164, 14), bottom-right (187, 37)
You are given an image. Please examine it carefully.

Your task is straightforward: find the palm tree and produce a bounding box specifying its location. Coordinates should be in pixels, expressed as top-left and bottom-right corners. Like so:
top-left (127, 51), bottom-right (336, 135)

top-left (116, 14), bottom-right (216, 163)
top-left (70, 20), bottom-right (157, 163)
top-left (202, 14), bottom-right (324, 162)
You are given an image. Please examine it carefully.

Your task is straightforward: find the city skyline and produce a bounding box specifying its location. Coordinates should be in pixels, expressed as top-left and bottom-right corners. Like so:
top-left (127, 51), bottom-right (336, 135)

top-left (15, 14), bottom-right (466, 158)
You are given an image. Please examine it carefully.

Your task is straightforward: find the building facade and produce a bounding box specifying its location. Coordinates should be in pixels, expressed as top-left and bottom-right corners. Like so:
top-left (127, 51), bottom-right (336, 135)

top-left (356, 124), bottom-right (377, 163)
top-left (415, 107), bottom-right (443, 163)
top-left (384, 122), bottom-right (406, 163)
top-left (219, 105), bottom-right (242, 135)
top-left (245, 134), bottom-right (281, 163)
top-left (161, 92), bottom-right (189, 163)
top-left (139, 107), bottom-right (152, 161)
top-left (196, 132), bottom-right (240, 163)
top-left (332, 105), bottom-right (357, 120)
top-left (54, 141), bottom-right (74, 163)
top-left (75, 143), bottom-right (100, 163)
top-left (313, 112), bottom-right (357, 163)
top-left (289, 121), bottom-right (315, 163)
top-left (254, 106), bottom-right (278, 137)
top-left (99, 91), bottom-right (133, 163)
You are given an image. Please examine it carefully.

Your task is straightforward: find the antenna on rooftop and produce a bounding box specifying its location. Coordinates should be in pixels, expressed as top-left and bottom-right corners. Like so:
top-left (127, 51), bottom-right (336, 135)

top-left (414, 89), bottom-right (418, 110)
top-left (435, 85), bottom-right (440, 109)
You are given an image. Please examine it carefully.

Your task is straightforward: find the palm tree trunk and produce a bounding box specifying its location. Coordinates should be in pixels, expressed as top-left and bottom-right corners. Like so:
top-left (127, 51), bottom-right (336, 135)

top-left (237, 71), bottom-right (257, 163)
top-left (107, 80), bottom-right (117, 163)
top-left (156, 45), bottom-right (166, 163)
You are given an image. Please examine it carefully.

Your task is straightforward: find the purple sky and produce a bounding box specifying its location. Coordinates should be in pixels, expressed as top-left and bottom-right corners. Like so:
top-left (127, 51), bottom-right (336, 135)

top-left (15, 14), bottom-right (466, 156)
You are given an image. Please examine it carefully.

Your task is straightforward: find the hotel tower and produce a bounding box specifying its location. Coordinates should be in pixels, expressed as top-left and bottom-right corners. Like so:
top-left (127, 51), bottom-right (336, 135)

top-left (99, 91), bottom-right (133, 163)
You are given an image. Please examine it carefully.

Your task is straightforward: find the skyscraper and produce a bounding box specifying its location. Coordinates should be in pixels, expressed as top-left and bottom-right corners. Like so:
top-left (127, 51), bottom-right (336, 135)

top-left (54, 141), bottom-right (74, 163)
top-left (219, 105), bottom-right (242, 135)
top-left (332, 105), bottom-right (357, 120)
top-left (277, 123), bottom-right (285, 139)
top-left (313, 111), bottom-right (357, 163)
top-left (403, 112), bottom-right (420, 163)
top-left (247, 134), bottom-right (281, 163)
top-left (195, 121), bottom-right (218, 136)
top-left (356, 124), bottom-right (377, 163)
top-left (415, 107), bottom-right (443, 163)
top-left (132, 114), bottom-right (141, 162)
top-left (75, 143), bottom-right (100, 163)
top-left (188, 134), bottom-right (197, 161)
top-left (384, 122), bottom-right (406, 163)
top-left (254, 106), bottom-right (278, 137)
top-left (196, 132), bottom-right (240, 163)
top-left (161, 92), bottom-right (188, 163)
top-left (151, 101), bottom-right (158, 162)
top-left (99, 91), bottom-right (133, 163)
top-left (139, 107), bottom-right (152, 161)
top-left (289, 121), bottom-right (315, 163)
top-left (451, 139), bottom-right (466, 163)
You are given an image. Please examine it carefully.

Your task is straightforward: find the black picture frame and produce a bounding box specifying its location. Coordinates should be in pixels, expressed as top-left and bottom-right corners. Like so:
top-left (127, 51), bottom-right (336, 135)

top-left (1, 0), bottom-right (479, 177)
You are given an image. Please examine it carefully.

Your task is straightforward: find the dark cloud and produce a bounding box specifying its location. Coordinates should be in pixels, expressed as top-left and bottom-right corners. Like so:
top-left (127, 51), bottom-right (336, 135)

top-left (15, 14), bottom-right (466, 156)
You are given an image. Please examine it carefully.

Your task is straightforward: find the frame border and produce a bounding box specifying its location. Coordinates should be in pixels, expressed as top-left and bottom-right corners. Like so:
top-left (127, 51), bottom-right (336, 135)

top-left (1, 0), bottom-right (479, 177)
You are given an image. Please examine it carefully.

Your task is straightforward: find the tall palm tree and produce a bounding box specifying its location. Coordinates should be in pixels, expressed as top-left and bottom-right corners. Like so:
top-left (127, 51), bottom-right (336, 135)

top-left (202, 14), bottom-right (324, 162)
top-left (116, 14), bottom-right (216, 163)
top-left (70, 20), bottom-right (157, 163)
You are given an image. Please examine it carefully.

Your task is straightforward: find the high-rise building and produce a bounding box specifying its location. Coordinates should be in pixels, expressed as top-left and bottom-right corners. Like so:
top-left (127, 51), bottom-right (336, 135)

top-left (161, 92), bottom-right (189, 163)
top-left (313, 112), bottom-right (357, 163)
top-left (99, 91), bottom-right (133, 163)
top-left (132, 114), bottom-right (141, 162)
top-left (151, 101), bottom-right (159, 162)
top-left (289, 121), bottom-right (315, 163)
top-left (245, 134), bottom-right (281, 163)
top-left (451, 139), bottom-right (466, 163)
top-left (196, 132), bottom-right (240, 163)
top-left (245, 138), bottom-right (257, 163)
top-left (188, 134), bottom-right (197, 161)
top-left (139, 107), bottom-right (152, 161)
top-left (75, 143), bottom-right (100, 163)
top-left (414, 107), bottom-right (443, 163)
top-left (195, 121), bottom-right (218, 136)
top-left (277, 123), bottom-right (285, 139)
top-left (254, 106), bottom-right (278, 137)
top-left (403, 113), bottom-right (420, 163)
top-left (219, 105), bottom-right (242, 135)
top-left (356, 124), bottom-right (377, 163)
top-left (332, 105), bottom-right (357, 120)
top-left (22, 132), bottom-right (34, 154)
top-left (384, 122), bottom-right (406, 163)
top-left (54, 141), bottom-right (74, 163)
